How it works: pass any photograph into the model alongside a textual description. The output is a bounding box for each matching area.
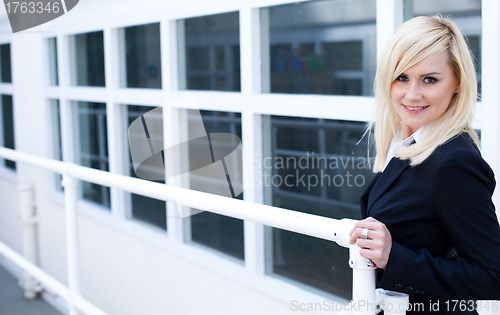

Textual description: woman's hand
[349,217,393,269]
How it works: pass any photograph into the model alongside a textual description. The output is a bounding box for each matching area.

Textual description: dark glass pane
[51,99,63,191]
[131,193,166,230]
[182,12,240,91]
[188,110,244,260]
[2,95,15,170]
[263,0,376,96]
[404,0,482,94]
[231,45,241,91]
[0,44,12,83]
[191,212,243,259]
[266,116,375,299]
[54,101,62,161]
[48,38,59,86]
[73,31,105,87]
[124,23,162,89]
[467,35,481,95]
[127,105,166,230]
[76,101,110,207]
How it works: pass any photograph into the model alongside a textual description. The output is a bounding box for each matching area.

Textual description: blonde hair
[370,15,479,172]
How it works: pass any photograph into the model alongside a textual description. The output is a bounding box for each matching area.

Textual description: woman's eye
[395,75,408,82]
[423,77,438,84]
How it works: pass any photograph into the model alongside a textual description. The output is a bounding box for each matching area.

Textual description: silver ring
[366,258,375,268]
[361,228,369,239]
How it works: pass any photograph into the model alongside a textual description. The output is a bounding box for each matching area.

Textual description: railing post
[18,184,42,299]
[62,172,81,315]
[349,244,377,315]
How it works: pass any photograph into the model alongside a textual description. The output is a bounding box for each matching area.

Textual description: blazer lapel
[367,157,410,215]
[360,172,381,217]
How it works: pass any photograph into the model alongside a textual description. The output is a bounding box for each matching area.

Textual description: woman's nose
[404,82,422,101]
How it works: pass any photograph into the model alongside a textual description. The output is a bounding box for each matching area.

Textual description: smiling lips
[403,104,429,113]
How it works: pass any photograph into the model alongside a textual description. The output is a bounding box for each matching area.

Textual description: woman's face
[390,51,459,138]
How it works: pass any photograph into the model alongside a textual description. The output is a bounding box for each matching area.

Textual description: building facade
[0,0,498,314]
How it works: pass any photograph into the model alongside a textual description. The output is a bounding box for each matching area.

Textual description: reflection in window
[264,116,374,299]
[0,44,12,83]
[48,38,59,86]
[71,31,105,87]
[180,12,241,91]
[187,110,244,260]
[126,105,166,230]
[1,95,15,170]
[50,99,63,191]
[122,23,162,89]
[262,0,376,96]
[403,0,482,94]
[74,101,110,207]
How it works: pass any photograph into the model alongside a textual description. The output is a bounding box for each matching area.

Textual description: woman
[349,15,500,314]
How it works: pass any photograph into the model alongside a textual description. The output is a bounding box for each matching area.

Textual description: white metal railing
[0,146,407,315]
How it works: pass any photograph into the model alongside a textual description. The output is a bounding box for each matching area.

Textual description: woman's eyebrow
[419,72,442,77]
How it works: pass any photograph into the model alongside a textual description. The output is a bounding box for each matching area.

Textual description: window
[74,101,110,207]
[0,95,15,170]
[0,44,12,83]
[48,38,59,86]
[179,12,241,91]
[121,23,162,89]
[125,105,166,230]
[186,110,244,260]
[264,116,374,299]
[403,0,482,93]
[50,99,63,191]
[261,0,377,95]
[70,31,105,87]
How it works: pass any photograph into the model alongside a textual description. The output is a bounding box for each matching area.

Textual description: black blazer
[361,133,500,314]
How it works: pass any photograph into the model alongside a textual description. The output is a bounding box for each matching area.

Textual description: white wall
[77,214,309,315]
[0,178,22,253]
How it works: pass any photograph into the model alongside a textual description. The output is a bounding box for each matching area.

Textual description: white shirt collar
[401,126,425,146]
[384,125,427,168]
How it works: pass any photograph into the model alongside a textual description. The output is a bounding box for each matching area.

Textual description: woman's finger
[355,238,372,248]
[349,227,372,244]
[350,217,385,234]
